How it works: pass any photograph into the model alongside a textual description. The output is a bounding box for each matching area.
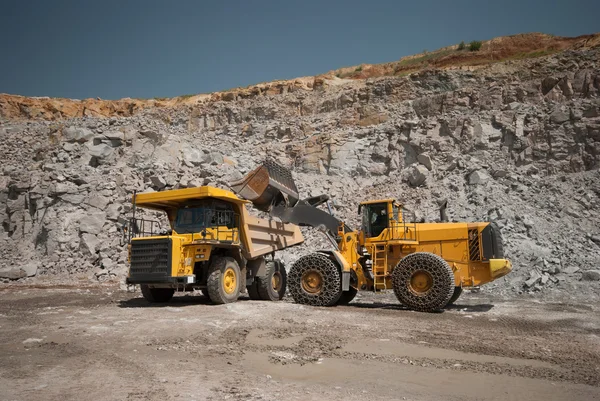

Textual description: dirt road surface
[0,286,599,401]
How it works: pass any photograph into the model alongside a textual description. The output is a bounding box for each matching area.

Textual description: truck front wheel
[207,256,241,304]
[140,285,175,303]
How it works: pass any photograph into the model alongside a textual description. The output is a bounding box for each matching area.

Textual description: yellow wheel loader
[231,160,512,311]
[124,185,303,304]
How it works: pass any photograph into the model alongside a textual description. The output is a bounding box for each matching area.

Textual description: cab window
[361,203,389,237]
[173,200,235,234]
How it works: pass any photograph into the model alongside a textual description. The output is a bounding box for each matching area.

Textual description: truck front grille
[130,238,172,277]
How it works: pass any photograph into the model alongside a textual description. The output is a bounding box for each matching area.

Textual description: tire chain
[288,253,342,306]
[391,252,455,311]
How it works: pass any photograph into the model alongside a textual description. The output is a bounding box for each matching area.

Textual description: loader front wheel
[392,252,454,312]
[207,256,241,304]
[257,260,287,301]
[447,286,463,305]
[289,253,342,307]
[140,285,174,303]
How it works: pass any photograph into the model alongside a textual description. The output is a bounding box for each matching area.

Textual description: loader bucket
[230,160,300,212]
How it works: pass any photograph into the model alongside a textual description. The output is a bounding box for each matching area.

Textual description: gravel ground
[0,286,599,401]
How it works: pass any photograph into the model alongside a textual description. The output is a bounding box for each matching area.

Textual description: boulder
[524,271,542,287]
[417,154,433,171]
[0,266,26,280]
[88,144,114,159]
[581,270,600,281]
[63,127,94,143]
[79,212,107,235]
[139,129,166,145]
[0,262,38,279]
[182,148,204,166]
[85,195,110,210]
[407,165,428,187]
[468,170,491,185]
[80,233,101,255]
[550,110,570,124]
[201,152,224,165]
[150,175,167,189]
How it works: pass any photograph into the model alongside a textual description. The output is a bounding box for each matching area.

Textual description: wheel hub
[223,267,237,294]
[409,270,433,295]
[272,271,282,292]
[301,270,323,294]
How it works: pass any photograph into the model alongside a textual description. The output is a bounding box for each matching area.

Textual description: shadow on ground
[346,302,495,313]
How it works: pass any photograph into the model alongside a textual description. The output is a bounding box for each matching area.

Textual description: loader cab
[359,200,395,238]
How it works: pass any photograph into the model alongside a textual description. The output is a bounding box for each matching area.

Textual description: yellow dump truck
[232,161,513,311]
[125,186,303,304]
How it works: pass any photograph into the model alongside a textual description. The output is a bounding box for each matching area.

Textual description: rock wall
[1,48,600,295]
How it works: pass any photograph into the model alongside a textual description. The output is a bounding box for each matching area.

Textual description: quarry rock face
[1,45,600,298]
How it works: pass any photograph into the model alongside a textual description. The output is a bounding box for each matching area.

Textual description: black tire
[288,253,342,307]
[257,260,287,301]
[447,286,463,305]
[140,285,174,303]
[206,256,241,304]
[247,281,261,300]
[391,252,455,312]
[337,287,358,305]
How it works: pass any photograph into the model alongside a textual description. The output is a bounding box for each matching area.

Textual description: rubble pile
[1,47,599,298]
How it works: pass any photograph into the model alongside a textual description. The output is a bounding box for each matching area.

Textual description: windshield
[362,203,389,238]
[174,201,236,234]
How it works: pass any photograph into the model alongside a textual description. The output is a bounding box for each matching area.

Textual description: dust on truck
[125,186,303,304]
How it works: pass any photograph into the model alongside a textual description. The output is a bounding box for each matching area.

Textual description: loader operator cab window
[361,203,389,238]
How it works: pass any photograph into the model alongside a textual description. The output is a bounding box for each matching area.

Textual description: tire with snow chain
[289,253,342,307]
[447,286,463,305]
[207,256,241,304]
[141,285,174,303]
[392,252,455,312]
[337,287,358,305]
[257,259,287,301]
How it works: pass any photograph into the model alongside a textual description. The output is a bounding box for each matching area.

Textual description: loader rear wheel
[140,285,174,303]
[392,252,454,312]
[207,256,241,304]
[289,253,342,307]
[257,260,287,301]
[337,287,358,305]
[447,286,463,305]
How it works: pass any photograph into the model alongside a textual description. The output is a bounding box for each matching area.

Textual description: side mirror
[357,204,362,215]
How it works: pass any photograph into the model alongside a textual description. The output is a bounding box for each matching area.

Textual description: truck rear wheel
[391,252,454,312]
[247,282,261,300]
[140,285,175,303]
[289,253,342,307]
[257,260,287,301]
[207,256,241,304]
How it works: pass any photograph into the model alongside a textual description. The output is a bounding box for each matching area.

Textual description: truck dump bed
[133,186,304,260]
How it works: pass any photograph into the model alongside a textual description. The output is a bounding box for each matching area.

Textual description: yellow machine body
[337,199,512,291]
[126,186,303,288]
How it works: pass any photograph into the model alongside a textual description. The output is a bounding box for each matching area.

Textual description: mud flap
[342,271,350,291]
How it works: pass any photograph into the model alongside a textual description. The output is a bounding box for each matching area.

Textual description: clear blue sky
[1,0,598,100]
